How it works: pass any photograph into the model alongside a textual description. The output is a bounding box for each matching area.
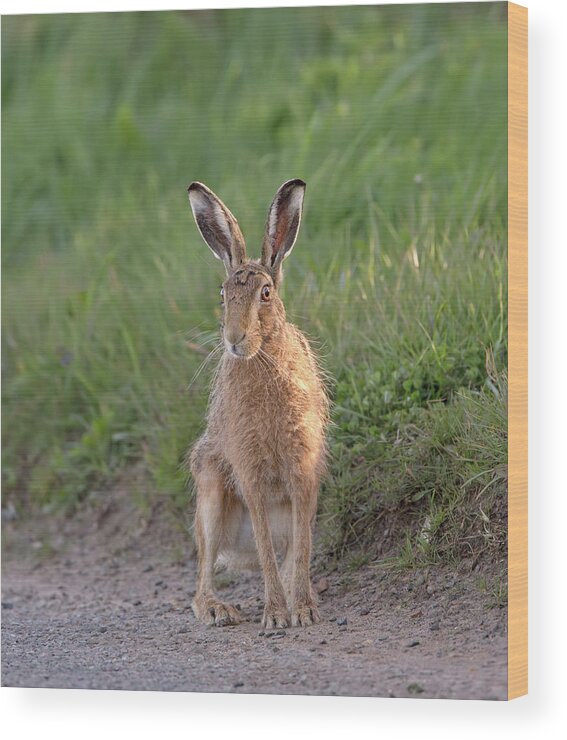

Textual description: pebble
[143,565,154,573]
[233,681,244,688]
[407,639,420,647]
[320,639,327,645]
[458,558,474,574]
[430,621,440,631]
[337,617,348,626]
[360,608,370,616]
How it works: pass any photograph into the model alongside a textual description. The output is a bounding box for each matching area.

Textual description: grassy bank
[2,4,508,565]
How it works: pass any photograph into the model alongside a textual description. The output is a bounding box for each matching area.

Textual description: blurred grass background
[2,3,508,566]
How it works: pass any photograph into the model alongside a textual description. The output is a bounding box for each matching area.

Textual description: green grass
[2,4,508,564]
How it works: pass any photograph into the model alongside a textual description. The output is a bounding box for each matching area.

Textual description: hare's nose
[232,333,246,349]
[226,331,246,350]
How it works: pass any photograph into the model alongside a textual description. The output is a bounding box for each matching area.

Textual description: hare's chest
[220,379,305,477]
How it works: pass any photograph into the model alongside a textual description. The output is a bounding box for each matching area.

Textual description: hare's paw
[192,595,241,627]
[262,602,290,629]
[291,600,320,627]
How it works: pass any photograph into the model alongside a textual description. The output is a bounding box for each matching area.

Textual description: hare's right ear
[261,179,306,283]
[187,182,247,274]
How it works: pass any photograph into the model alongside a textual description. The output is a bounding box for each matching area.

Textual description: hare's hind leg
[191,451,241,627]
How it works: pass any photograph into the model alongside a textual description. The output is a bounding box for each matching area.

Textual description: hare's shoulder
[286,323,312,354]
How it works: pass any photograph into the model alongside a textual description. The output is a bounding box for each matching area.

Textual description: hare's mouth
[225,341,257,360]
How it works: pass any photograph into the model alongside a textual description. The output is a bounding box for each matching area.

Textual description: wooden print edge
[507,1,528,701]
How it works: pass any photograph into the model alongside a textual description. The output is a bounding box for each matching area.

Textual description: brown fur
[187,180,329,628]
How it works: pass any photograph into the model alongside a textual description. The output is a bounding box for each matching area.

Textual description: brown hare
[187,179,329,629]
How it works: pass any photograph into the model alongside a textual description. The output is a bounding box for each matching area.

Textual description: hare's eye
[261,285,271,302]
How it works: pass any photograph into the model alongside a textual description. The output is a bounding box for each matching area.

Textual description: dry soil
[1,493,507,699]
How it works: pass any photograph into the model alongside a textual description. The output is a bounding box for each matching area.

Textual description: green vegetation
[2,4,508,565]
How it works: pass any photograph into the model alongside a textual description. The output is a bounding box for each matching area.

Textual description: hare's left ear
[261,179,305,283]
[187,182,247,274]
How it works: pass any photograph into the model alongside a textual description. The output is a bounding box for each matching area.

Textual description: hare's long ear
[187,182,246,274]
[261,179,305,283]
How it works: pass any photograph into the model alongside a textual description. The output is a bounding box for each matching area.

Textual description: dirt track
[1,500,507,699]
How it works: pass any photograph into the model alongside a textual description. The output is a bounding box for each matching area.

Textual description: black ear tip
[279,178,306,192]
[188,181,211,196]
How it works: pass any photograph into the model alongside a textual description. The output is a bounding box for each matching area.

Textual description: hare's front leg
[290,490,320,627]
[245,493,290,629]
[191,458,241,627]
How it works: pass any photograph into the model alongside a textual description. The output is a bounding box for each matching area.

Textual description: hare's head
[188,179,305,360]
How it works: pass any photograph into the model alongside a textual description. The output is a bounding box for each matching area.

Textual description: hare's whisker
[187,343,223,389]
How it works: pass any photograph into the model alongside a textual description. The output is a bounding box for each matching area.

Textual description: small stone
[264,631,274,638]
[458,558,474,574]
[258,630,265,637]
[337,617,348,626]
[430,621,440,631]
[315,577,329,594]
[320,639,327,645]
[329,617,337,623]
[1,602,14,610]
[143,565,154,573]
[133,600,142,606]
[426,584,435,596]
[99,626,108,633]
[360,608,370,616]
[233,681,244,688]
[407,639,420,647]
[407,682,425,694]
